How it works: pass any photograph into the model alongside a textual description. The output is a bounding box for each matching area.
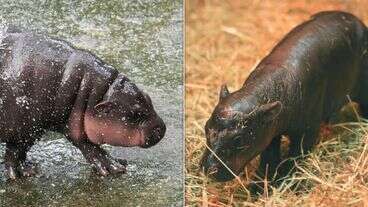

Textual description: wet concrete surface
[0,0,183,206]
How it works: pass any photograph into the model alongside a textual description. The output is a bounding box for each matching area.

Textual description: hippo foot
[248,177,284,197]
[248,181,266,196]
[71,140,128,176]
[5,161,38,180]
[89,155,127,176]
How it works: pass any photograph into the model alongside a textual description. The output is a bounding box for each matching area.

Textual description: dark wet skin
[201,11,368,189]
[0,27,166,179]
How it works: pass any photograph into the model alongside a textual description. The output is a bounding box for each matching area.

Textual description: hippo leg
[250,135,282,195]
[70,139,127,176]
[288,128,320,156]
[357,83,368,118]
[65,73,126,176]
[358,57,368,118]
[284,124,321,176]
[257,135,282,179]
[359,104,368,119]
[357,85,368,119]
[4,141,37,180]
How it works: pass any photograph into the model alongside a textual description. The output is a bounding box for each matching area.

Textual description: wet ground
[0,0,183,206]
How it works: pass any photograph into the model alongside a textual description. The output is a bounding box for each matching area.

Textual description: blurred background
[186,0,368,206]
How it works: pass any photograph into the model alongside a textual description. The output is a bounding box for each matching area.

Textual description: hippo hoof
[115,158,128,166]
[5,166,18,180]
[20,161,38,177]
[249,179,280,197]
[91,157,127,176]
[5,161,38,180]
[249,182,265,196]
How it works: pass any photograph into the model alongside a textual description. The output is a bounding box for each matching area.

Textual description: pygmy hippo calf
[0,27,166,179]
[201,11,368,184]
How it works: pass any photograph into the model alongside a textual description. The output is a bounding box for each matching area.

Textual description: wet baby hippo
[201,11,368,185]
[0,27,166,179]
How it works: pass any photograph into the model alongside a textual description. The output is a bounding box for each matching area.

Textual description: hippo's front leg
[67,138,127,176]
[250,135,282,194]
[66,100,127,176]
[64,72,126,176]
[4,141,37,180]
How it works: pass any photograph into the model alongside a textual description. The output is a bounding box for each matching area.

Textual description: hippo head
[85,74,166,148]
[201,85,282,181]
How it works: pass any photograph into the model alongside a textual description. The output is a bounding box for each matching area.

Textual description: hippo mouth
[84,112,166,148]
[202,158,248,182]
[103,130,145,147]
[201,148,256,182]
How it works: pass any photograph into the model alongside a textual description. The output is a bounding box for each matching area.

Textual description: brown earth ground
[186,0,368,206]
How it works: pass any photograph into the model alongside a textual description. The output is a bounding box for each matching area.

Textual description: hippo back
[0,28,78,137]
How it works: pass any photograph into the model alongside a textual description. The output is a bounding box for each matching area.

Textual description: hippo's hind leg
[4,140,37,180]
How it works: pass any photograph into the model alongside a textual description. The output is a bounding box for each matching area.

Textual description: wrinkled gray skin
[0,27,166,179]
[202,11,368,183]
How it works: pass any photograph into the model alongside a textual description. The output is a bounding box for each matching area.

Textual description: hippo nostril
[153,124,166,138]
[153,127,160,135]
[141,124,166,148]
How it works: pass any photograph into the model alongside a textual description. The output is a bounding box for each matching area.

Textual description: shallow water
[0,0,183,206]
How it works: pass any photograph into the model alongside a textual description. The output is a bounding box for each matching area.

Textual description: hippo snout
[201,152,235,182]
[141,117,166,148]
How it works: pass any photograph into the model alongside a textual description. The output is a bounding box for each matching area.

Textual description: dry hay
[186,0,368,206]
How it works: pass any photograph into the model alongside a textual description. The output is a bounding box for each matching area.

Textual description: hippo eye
[127,113,140,122]
[221,148,232,157]
[127,111,147,123]
[233,135,249,150]
[233,136,243,146]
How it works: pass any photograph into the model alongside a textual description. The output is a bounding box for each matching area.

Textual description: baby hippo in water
[0,27,166,179]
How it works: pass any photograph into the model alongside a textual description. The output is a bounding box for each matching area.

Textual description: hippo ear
[94,101,115,113]
[258,101,282,122]
[219,84,230,101]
